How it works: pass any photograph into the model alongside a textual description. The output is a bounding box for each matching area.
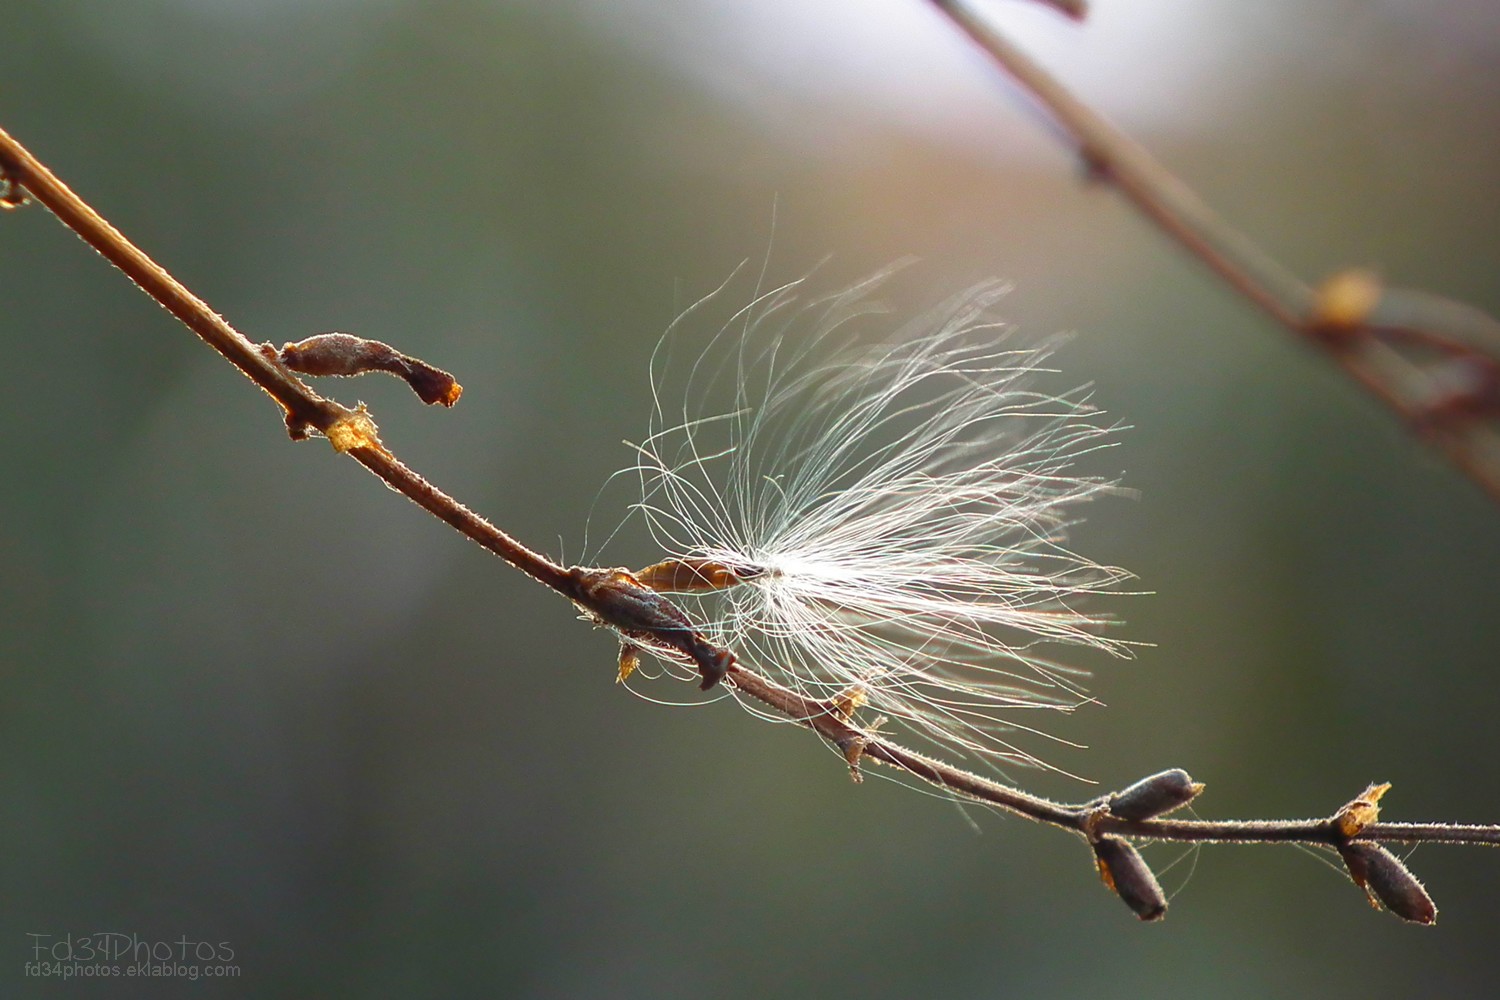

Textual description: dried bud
[617,642,642,684]
[828,684,869,722]
[1338,842,1437,925]
[837,734,869,784]
[323,403,382,454]
[1092,837,1167,922]
[274,332,462,407]
[1107,769,1204,821]
[1334,782,1391,839]
[572,567,736,690]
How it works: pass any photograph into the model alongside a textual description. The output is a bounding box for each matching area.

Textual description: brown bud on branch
[1092,836,1167,922]
[1338,842,1437,925]
[569,567,735,690]
[268,332,463,407]
[1106,768,1205,821]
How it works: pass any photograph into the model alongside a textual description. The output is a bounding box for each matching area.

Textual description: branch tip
[929,2,1500,503]
[1025,0,1089,21]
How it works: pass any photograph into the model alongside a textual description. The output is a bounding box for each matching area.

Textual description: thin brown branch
[926,0,1500,504]
[725,662,1500,849]
[0,123,564,593]
[4,120,1497,924]
[0,124,340,436]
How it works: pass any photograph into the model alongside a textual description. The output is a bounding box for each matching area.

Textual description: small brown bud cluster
[572,567,735,690]
[1330,782,1437,924]
[1086,769,1203,922]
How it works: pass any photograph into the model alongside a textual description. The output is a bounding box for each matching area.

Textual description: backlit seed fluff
[616,266,1134,776]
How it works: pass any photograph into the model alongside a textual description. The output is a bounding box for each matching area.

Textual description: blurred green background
[4,0,1499,996]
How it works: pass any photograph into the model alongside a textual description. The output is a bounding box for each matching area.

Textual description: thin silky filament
[621,267,1132,777]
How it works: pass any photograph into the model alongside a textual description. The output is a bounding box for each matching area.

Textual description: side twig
[927,0,1500,504]
[3,121,1496,924]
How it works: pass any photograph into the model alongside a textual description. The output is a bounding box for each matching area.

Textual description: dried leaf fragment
[837,734,869,784]
[828,684,869,722]
[617,643,642,684]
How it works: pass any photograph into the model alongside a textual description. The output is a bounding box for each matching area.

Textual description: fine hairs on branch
[5,1,1500,925]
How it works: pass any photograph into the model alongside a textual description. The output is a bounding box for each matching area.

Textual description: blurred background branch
[931,0,1500,503]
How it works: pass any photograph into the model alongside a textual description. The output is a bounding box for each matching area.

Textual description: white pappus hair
[619,264,1134,779]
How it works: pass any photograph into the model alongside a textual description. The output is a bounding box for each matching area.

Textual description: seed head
[616,267,1133,776]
